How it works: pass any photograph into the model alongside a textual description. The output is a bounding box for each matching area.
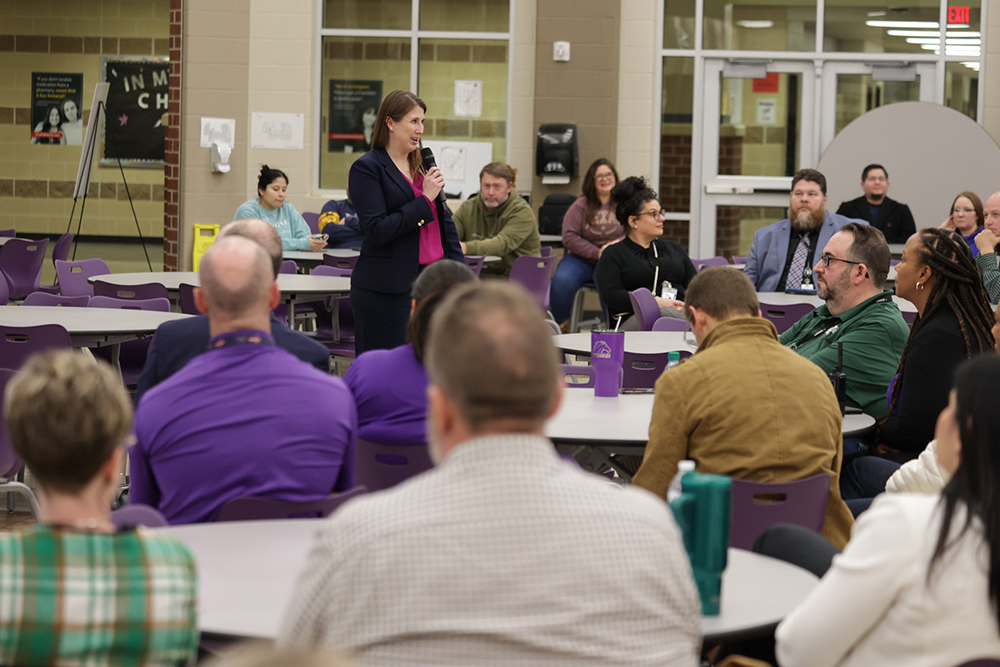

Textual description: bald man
[975,192,1000,302]
[133,218,329,406]
[129,236,357,524]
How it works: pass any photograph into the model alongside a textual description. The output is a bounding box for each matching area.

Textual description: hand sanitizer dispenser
[211,142,232,173]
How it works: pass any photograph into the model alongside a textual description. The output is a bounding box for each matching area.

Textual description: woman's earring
[916,282,924,291]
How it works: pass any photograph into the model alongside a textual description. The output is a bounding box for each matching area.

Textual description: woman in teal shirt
[234,165,327,251]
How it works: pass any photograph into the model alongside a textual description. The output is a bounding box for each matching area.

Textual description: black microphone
[420,147,447,204]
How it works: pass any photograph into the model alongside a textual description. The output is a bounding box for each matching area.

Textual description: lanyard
[787,293,892,350]
[208,330,275,351]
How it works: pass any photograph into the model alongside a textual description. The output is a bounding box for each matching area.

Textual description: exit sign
[948,6,970,23]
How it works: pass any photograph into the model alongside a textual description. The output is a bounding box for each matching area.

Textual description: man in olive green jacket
[453,162,540,276]
[633,268,854,549]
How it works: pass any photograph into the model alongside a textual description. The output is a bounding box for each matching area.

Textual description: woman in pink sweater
[548,159,626,326]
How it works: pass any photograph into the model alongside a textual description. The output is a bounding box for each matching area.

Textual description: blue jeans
[549,253,598,323]
[841,456,901,500]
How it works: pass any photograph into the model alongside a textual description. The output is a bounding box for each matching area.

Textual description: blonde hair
[4,351,131,494]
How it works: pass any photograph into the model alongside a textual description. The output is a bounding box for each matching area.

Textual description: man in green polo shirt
[779,222,910,418]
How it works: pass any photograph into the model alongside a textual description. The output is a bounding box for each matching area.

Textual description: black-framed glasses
[818,254,863,268]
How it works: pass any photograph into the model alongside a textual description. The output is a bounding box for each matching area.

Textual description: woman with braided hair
[841,228,995,507]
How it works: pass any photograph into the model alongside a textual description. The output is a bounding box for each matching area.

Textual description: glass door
[819,61,936,155]
[696,59,815,260]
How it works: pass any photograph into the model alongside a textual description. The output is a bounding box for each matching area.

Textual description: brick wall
[164,0,182,271]
[659,133,690,251]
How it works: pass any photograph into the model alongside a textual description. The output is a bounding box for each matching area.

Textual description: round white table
[0,305,191,348]
[91,273,351,323]
[158,519,818,642]
[283,248,360,269]
[552,331,696,356]
[757,291,916,314]
[548,388,876,470]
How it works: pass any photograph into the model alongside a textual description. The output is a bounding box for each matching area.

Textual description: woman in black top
[842,228,995,506]
[595,176,696,329]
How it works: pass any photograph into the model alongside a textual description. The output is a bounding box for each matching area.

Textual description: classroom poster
[31,72,83,145]
[328,80,382,153]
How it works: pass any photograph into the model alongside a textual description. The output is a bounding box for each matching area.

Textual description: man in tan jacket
[633,267,854,548]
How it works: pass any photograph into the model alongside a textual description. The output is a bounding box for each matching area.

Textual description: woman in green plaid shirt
[0,351,198,666]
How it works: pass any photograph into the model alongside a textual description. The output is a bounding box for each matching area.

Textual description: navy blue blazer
[133,315,330,407]
[348,149,464,294]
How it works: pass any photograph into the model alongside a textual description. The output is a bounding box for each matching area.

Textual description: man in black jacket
[836,164,916,243]
[133,218,330,406]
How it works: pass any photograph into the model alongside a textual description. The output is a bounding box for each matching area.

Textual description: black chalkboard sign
[101,57,169,166]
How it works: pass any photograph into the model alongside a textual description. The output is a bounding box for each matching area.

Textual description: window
[318,0,511,191]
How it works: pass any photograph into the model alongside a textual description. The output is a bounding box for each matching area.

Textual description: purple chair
[37,233,75,295]
[540,246,553,257]
[729,474,831,551]
[732,255,748,264]
[322,253,359,270]
[628,288,662,331]
[111,503,168,529]
[213,486,367,522]
[89,297,170,385]
[691,256,730,272]
[302,212,321,235]
[0,238,49,300]
[22,293,90,307]
[759,301,814,334]
[93,281,169,301]
[464,255,485,277]
[355,440,435,493]
[55,258,111,297]
[0,274,8,306]
[652,317,688,332]
[0,230,15,238]
[0,369,40,518]
[178,283,199,315]
[0,324,72,371]
[310,265,354,337]
[621,349,691,389]
[509,255,557,312]
[89,296,170,312]
[272,261,298,323]
[560,364,595,387]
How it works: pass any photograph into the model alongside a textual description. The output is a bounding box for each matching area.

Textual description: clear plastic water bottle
[661,280,678,300]
[667,459,696,503]
[666,350,681,370]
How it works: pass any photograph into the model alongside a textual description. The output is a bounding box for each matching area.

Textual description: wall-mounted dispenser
[536,123,578,185]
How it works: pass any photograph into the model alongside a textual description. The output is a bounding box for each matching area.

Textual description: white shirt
[279,434,701,667]
[776,493,1000,667]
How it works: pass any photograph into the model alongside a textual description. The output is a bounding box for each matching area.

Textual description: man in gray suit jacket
[744,168,867,292]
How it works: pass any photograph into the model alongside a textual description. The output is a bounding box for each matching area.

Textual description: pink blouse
[410,173,444,265]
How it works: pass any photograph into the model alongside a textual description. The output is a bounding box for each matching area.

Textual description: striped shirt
[0,525,198,666]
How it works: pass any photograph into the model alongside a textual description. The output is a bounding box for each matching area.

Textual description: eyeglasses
[818,254,863,268]
[641,209,667,220]
[595,173,615,182]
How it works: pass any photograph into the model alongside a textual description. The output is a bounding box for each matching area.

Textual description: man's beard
[790,205,824,231]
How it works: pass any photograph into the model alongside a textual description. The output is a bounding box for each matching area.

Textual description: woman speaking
[348,90,464,354]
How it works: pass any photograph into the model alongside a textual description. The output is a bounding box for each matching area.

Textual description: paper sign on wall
[756,98,778,125]
[454,80,482,118]
[200,117,235,148]
[752,72,780,93]
[251,112,304,150]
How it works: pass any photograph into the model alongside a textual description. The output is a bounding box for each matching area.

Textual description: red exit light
[948,6,970,23]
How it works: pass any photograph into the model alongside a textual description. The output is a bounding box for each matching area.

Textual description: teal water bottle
[669,471,731,615]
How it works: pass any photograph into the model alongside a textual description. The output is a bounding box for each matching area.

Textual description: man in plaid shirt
[0,351,198,666]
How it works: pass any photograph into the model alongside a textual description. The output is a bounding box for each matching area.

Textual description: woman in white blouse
[776,354,1000,667]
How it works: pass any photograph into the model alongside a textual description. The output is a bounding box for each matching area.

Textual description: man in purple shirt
[130,236,358,524]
